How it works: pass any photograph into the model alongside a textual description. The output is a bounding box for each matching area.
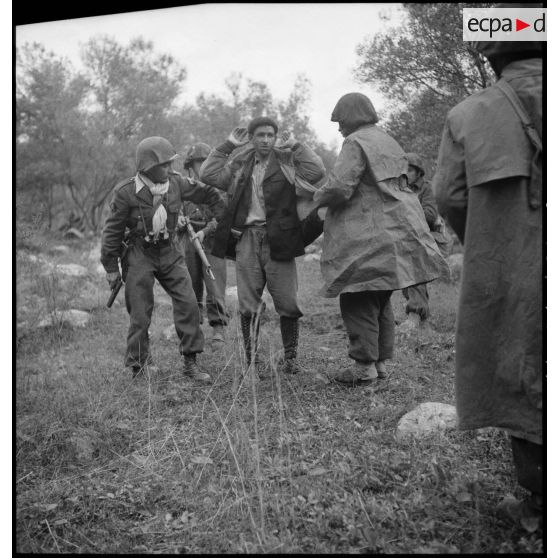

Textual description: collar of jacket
[134,172,170,194]
[501,58,542,80]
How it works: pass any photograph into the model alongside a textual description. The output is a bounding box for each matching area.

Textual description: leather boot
[183,353,211,384]
[240,314,263,367]
[278,317,300,375]
[330,361,378,386]
[376,360,388,379]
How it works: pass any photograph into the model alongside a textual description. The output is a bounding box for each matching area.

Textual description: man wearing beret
[201,117,326,376]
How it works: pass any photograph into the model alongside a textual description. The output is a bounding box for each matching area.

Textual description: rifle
[184,215,216,281]
[106,233,131,308]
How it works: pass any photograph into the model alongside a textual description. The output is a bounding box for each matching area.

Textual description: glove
[277,130,297,149]
[227,126,249,147]
[106,271,121,290]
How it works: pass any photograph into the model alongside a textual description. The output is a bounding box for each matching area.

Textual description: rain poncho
[314,94,447,298]
[433,58,542,444]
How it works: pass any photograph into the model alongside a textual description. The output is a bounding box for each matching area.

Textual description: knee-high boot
[279,317,300,374]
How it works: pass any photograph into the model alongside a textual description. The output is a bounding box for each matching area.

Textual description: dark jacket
[101,171,225,273]
[410,177,438,230]
[201,141,325,261]
[433,58,542,444]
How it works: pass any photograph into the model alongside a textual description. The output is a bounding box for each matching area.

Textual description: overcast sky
[15,3,403,149]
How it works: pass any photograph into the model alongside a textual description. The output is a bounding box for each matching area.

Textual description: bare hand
[194,230,205,244]
[278,130,296,149]
[106,271,121,290]
[317,207,327,221]
[227,126,249,147]
[177,214,187,229]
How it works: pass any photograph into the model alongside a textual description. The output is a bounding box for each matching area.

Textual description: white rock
[51,245,70,254]
[38,309,91,329]
[21,253,48,265]
[95,263,106,275]
[396,402,457,439]
[303,253,321,262]
[54,263,89,278]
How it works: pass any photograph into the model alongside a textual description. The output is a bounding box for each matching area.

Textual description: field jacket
[314,124,447,298]
[432,58,542,444]
[200,141,325,261]
[101,171,225,273]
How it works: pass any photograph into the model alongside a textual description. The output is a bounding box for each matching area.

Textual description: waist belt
[134,235,173,249]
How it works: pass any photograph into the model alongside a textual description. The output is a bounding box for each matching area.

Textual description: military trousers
[183,235,229,327]
[235,226,303,319]
[402,282,430,320]
[124,241,204,368]
[339,290,395,364]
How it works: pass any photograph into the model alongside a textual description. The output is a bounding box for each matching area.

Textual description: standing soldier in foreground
[433,27,543,529]
[200,117,326,377]
[399,152,445,333]
[313,93,447,385]
[101,136,225,382]
[178,143,229,347]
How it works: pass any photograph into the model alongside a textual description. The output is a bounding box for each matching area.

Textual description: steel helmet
[183,143,212,168]
[136,137,179,172]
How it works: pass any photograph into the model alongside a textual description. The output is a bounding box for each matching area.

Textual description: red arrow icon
[516,18,530,31]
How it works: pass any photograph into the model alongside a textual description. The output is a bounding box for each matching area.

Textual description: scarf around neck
[136,173,170,236]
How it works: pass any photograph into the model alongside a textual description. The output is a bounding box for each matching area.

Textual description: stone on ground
[396,402,457,439]
[38,309,91,329]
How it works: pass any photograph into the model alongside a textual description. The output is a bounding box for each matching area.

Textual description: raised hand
[278,130,296,149]
[227,126,249,147]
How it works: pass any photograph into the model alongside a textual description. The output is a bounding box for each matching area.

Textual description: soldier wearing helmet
[399,152,446,333]
[433,3,543,529]
[177,142,229,346]
[312,93,447,385]
[101,136,225,382]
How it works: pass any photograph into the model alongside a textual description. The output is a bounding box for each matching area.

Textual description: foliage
[175,72,337,171]
[16,38,337,233]
[354,3,496,176]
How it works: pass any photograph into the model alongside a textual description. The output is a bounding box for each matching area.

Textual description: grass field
[16,236,543,554]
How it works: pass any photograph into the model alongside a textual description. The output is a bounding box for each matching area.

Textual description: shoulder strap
[494,79,542,210]
[494,79,542,152]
